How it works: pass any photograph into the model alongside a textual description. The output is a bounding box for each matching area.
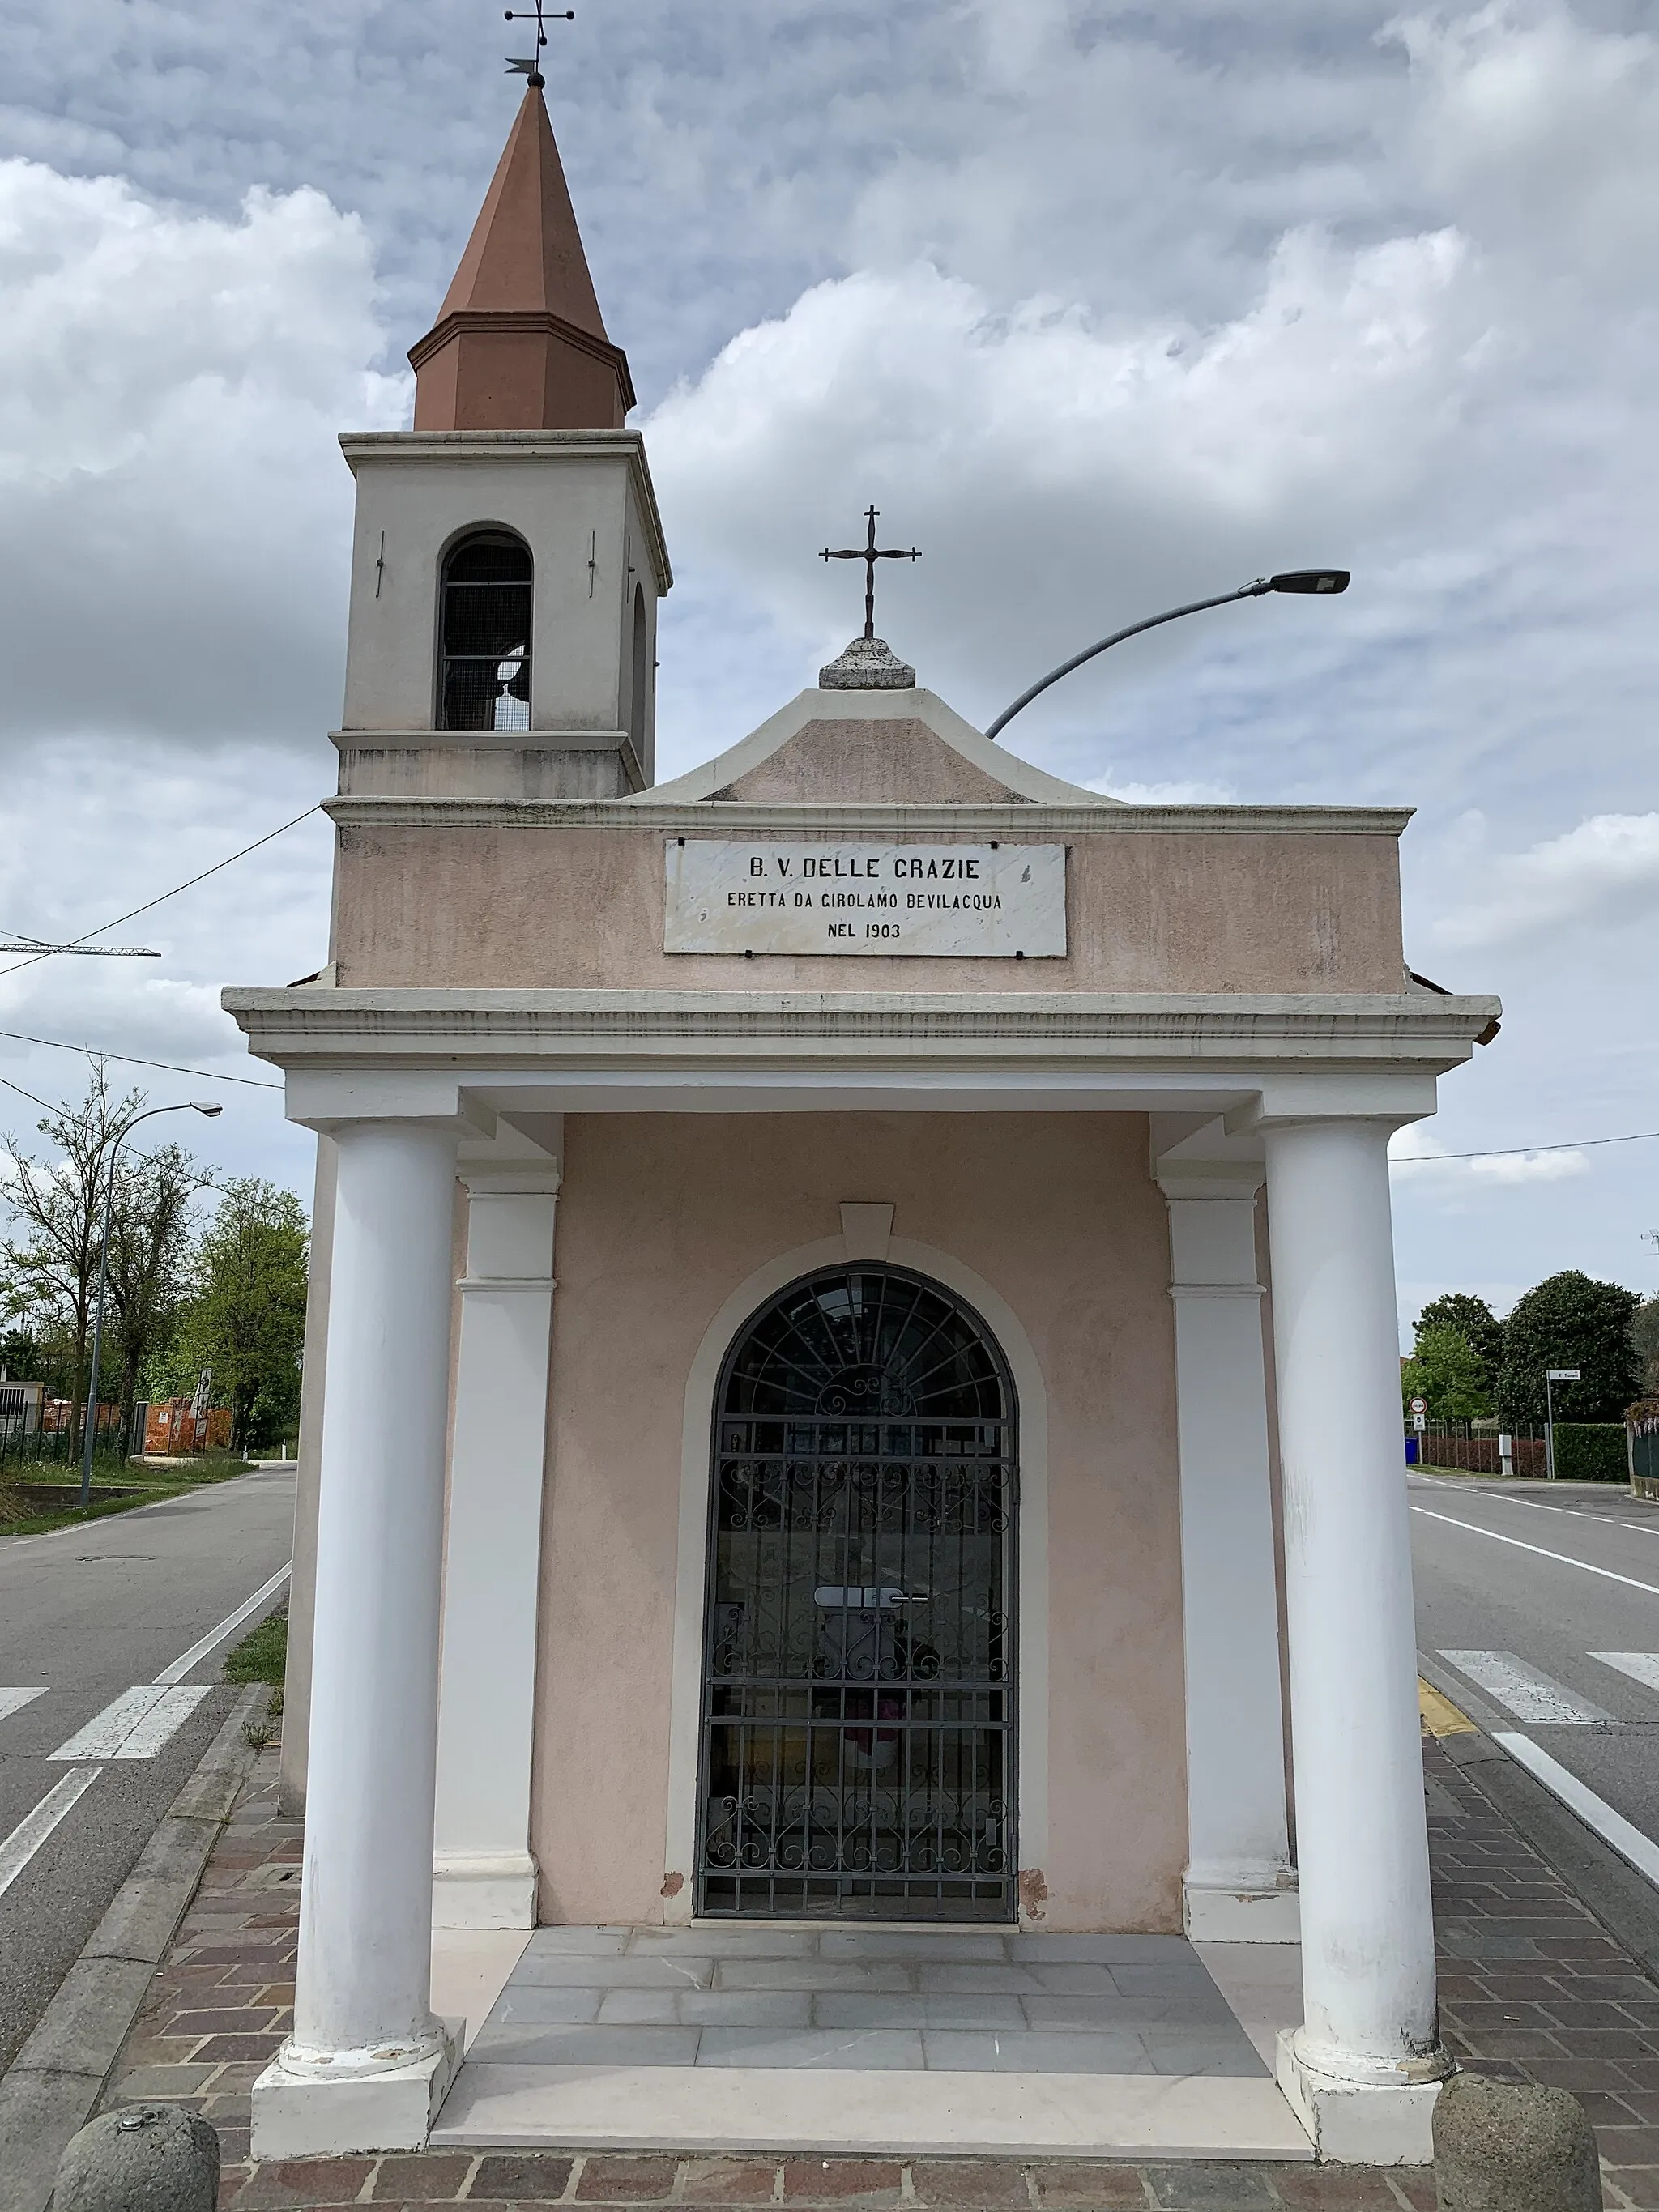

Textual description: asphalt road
[1411,1473,1659,1860]
[0,1463,295,2076]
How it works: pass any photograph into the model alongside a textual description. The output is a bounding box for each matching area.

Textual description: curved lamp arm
[984,570,1350,742]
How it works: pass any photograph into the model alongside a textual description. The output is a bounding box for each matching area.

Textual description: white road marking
[1412,1481,1659,1541]
[0,1689,45,1723]
[1439,1650,1613,1724]
[1593,1654,1659,1697]
[49,1686,168,1760]
[154,1562,291,1685]
[1494,1732,1659,1887]
[1411,1506,1659,1599]
[0,1768,101,1899]
[112,1684,211,1758]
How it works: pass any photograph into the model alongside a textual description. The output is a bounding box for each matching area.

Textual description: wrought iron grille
[439,531,532,731]
[696,1264,1017,1920]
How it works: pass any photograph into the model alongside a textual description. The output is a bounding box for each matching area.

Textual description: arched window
[697,1264,1017,1920]
[629,584,649,761]
[439,531,532,732]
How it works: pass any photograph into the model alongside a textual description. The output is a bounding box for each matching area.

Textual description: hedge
[1553,1423,1628,1482]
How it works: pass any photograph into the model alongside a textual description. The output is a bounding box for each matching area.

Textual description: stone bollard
[53,2104,220,2212]
[1434,2069,1602,2211]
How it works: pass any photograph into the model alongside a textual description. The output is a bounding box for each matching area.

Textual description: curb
[1418,1649,1659,1985]
[0,1682,271,2212]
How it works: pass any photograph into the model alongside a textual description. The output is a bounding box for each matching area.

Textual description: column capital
[286,1070,495,1138]
[1254,1110,1421,1135]
[458,1161,562,1197]
[1157,1163,1265,1202]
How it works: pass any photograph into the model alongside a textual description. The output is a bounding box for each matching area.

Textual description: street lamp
[984,570,1351,742]
[79,1102,224,1507]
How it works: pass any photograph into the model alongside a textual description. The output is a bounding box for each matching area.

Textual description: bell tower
[335,79,670,799]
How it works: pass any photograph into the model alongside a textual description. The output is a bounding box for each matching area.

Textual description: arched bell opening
[628,582,650,765]
[695,1263,1018,1921]
[437,528,533,731]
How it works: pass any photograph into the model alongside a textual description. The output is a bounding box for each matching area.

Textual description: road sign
[1546,1368,1581,1383]
[1413,1413,1427,1433]
[1410,1397,1427,1416]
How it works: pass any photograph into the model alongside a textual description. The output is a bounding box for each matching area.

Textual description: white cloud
[1435,813,1659,948]
[0,159,405,754]
[0,0,1654,1294]
[1389,1127,1590,1183]
[1089,775,1239,806]
[646,224,1478,703]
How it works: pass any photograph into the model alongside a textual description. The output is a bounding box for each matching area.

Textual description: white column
[253,1119,461,2159]
[433,1163,560,1929]
[1264,1117,1448,2163]
[1162,1170,1294,1941]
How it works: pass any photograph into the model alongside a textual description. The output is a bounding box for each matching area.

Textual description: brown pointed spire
[410,82,635,431]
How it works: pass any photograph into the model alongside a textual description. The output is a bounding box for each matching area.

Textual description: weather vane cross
[505,1,574,86]
[821,506,919,641]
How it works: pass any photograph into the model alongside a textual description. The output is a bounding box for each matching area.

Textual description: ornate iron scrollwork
[696,1264,1017,1920]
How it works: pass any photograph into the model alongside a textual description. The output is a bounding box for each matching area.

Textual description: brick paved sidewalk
[91,1729,1659,2210]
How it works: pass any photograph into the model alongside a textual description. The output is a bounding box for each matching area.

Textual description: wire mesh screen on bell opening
[440,531,532,731]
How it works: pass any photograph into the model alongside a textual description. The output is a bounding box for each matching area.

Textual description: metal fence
[1407,1426,1548,1477]
[0,1398,147,1479]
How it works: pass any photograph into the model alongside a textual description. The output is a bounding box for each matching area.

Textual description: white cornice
[223,987,1500,1072]
[320,795,1414,837]
[336,428,672,592]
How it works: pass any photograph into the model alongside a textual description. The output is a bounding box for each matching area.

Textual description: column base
[433,1851,539,1930]
[1183,1871,1299,1942]
[251,2021,462,2158]
[1273,2029,1447,2164]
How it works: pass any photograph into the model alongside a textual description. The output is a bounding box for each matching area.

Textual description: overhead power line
[0,1027,281,1092]
[1396,1130,1659,1164]
[0,803,322,981]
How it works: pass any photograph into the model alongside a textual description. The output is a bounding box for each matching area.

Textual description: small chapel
[228,72,1499,2172]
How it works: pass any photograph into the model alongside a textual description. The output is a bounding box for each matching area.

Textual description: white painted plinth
[251,2022,462,2158]
[1183,1877,1300,1943]
[1273,2031,1442,2165]
[433,1851,540,1930]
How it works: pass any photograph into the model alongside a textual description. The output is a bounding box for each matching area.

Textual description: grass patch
[225,1603,288,1690]
[0,1460,253,1540]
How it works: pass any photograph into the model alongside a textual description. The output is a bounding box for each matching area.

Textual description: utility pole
[1544,1366,1580,1484]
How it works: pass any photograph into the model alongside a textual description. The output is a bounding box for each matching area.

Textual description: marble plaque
[664,840,1067,957]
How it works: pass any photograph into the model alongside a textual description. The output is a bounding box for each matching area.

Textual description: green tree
[1497,1270,1641,1426]
[1633,1296,1659,1398]
[1414,1294,1503,1394]
[104,1143,203,1436]
[2,1066,144,1457]
[176,1179,308,1451]
[1402,1327,1495,1422]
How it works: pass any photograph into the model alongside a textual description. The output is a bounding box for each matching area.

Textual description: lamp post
[1543,1366,1580,1485]
[984,569,1351,742]
[79,1101,224,1507]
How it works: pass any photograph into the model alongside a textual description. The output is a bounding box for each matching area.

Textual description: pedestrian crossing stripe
[1439,1650,1614,1725]
[47,1684,211,1762]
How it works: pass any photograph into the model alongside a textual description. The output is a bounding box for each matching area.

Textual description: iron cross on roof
[821,507,919,641]
[505,1,574,86]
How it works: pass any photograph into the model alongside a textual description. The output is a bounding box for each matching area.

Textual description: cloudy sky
[0,0,1654,1333]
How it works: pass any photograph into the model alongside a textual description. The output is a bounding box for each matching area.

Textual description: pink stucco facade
[533,1109,1191,1933]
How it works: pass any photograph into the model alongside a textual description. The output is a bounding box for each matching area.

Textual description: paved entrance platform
[81,1720,1659,2206]
[431,1924,1311,2159]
